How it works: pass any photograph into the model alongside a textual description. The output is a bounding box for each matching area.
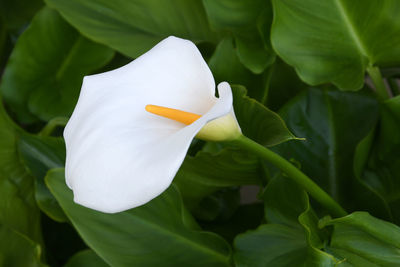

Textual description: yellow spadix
[145,104,201,125]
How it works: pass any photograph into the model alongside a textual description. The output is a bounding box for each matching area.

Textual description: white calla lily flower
[64,36,241,213]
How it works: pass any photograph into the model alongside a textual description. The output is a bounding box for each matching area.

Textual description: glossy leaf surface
[18,134,67,222]
[353,95,400,224]
[0,102,41,244]
[47,168,232,267]
[322,212,400,266]
[271,0,400,90]
[208,38,267,102]
[203,0,275,73]
[0,7,114,123]
[64,250,108,267]
[274,88,379,208]
[234,176,336,266]
[175,147,261,207]
[232,85,297,147]
[0,224,43,267]
[45,0,219,58]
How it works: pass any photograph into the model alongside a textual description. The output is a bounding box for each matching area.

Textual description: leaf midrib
[334,0,370,60]
[74,206,229,263]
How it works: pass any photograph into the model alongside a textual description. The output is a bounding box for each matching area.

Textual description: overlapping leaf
[321,212,400,266]
[203,0,275,73]
[0,101,44,264]
[18,134,67,222]
[232,85,297,147]
[46,168,232,267]
[274,88,379,208]
[64,250,108,267]
[0,102,41,243]
[208,38,267,102]
[0,0,42,33]
[0,7,114,123]
[0,224,43,267]
[353,95,400,224]
[45,0,220,58]
[175,147,262,207]
[271,0,400,90]
[234,176,336,266]
[175,85,296,205]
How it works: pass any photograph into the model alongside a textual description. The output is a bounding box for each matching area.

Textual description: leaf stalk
[367,66,390,100]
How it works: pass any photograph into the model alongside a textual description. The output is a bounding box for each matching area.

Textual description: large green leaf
[64,250,108,267]
[0,101,44,267]
[18,134,67,222]
[175,147,262,206]
[321,212,400,266]
[0,102,42,244]
[208,38,268,102]
[271,0,400,90]
[353,95,400,224]
[266,58,307,111]
[45,0,219,58]
[175,85,296,206]
[232,85,298,147]
[208,39,307,109]
[234,176,336,266]
[0,224,43,267]
[203,0,275,73]
[274,88,379,209]
[46,168,232,267]
[0,7,114,123]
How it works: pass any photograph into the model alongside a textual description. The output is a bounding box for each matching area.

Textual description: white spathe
[64,36,241,213]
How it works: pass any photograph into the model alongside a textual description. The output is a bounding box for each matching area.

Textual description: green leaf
[191,187,240,222]
[353,95,400,224]
[200,203,264,243]
[234,176,336,266]
[46,168,232,267]
[0,0,42,33]
[64,250,108,267]
[176,85,297,206]
[0,7,114,123]
[321,212,400,266]
[232,85,298,147]
[0,102,42,244]
[45,0,219,59]
[274,88,379,208]
[203,0,274,73]
[0,15,7,62]
[271,0,400,90]
[175,147,262,206]
[18,134,67,222]
[0,224,43,267]
[208,38,268,102]
[266,58,307,111]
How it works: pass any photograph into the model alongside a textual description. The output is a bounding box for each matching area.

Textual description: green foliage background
[0,0,400,266]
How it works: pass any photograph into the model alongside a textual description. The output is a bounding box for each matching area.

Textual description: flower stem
[367,66,390,100]
[234,135,347,217]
